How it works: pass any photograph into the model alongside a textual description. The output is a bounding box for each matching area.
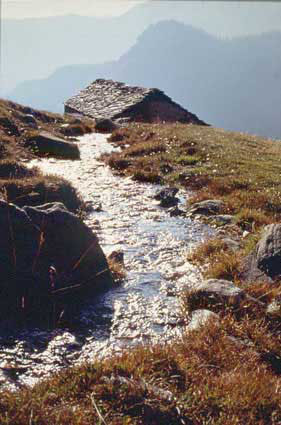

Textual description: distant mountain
[2,1,281,94]
[8,21,281,139]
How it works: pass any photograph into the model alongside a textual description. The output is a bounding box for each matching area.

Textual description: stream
[0,132,212,390]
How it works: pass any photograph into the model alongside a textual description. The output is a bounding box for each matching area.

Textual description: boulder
[0,199,41,284]
[256,224,281,278]
[24,131,80,159]
[209,215,234,226]
[95,118,119,133]
[187,309,219,332]
[154,187,179,208]
[168,205,185,217]
[188,279,246,312]
[216,236,241,252]
[239,252,273,284]
[187,199,224,216]
[23,202,111,289]
[60,123,92,137]
[0,201,112,320]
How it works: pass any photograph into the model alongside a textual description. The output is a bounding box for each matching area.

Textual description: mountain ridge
[9,20,281,139]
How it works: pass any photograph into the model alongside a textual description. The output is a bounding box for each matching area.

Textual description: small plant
[234,207,272,231]
[132,170,163,184]
[205,251,242,281]
[175,154,201,166]
[188,238,230,264]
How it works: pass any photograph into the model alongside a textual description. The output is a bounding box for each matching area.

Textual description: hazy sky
[2,0,147,19]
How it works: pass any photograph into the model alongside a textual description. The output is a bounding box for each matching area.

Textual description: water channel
[0,132,212,390]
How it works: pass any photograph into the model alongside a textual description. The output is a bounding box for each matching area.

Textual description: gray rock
[239,252,273,284]
[217,237,241,252]
[256,224,281,278]
[0,200,112,321]
[187,199,225,216]
[187,309,219,331]
[0,199,40,280]
[23,202,111,288]
[154,187,179,208]
[95,118,119,133]
[168,205,185,217]
[25,131,80,159]
[190,279,245,311]
[209,214,234,226]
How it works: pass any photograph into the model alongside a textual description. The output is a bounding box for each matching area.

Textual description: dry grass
[2,117,281,422]
[107,257,126,284]
[188,237,242,281]
[2,311,281,424]
[0,99,91,211]
[106,122,281,224]
[105,122,281,284]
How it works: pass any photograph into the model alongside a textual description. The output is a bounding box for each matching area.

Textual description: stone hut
[64,79,206,125]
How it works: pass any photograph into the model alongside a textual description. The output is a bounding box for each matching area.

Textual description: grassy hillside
[104,123,281,279]
[105,123,281,217]
[0,98,94,210]
[2,122,281,424]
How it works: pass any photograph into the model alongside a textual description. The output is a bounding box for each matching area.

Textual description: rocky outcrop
[95,118,119,133]
[256,224,281,278]
[187,199,225,216]
[24,131,80,159]
[0,200,41,293]
[209,215,234,226]
[154,187,179,208]
[187,309,219,331]
[188,279,246,312]
[0,201,112,320]
[59,122,92,137]
[239,252,273,284]
[187,279,264,314]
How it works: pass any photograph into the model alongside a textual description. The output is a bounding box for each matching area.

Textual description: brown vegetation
[105,122,281,223]
[2,116,281,423]
[104,122,281,282]
[2,308,281,424]
[0,98,92,211]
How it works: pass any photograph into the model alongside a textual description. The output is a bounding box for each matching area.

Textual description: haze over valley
[2,1,281,138]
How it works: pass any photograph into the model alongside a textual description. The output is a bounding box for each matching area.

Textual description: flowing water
[0,133,212,390]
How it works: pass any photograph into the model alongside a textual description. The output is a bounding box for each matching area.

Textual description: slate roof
[64,79,166,119]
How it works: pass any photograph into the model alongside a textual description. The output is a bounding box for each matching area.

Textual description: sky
[2,0,147,19]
